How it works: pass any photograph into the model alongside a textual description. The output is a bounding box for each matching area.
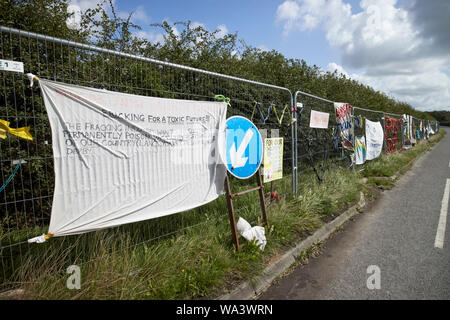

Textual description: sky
[68,0,450,112]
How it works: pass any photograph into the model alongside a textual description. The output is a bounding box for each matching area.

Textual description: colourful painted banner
[334,103,353,151]
[384,115,402,154]
[355,136,366,165]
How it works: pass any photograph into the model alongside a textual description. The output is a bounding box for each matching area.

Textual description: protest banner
[38,80,228,237]
[365,119,384,160]
[309,110,329,129]
[263,137,283,183]
[334,103,353,151]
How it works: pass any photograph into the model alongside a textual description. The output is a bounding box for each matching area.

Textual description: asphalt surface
[259,128,450,300]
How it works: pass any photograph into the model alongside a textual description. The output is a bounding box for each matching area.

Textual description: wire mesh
[0,26,293,289]
[0,25,440,292]
[294,91,353,185]
[295,94,440,186]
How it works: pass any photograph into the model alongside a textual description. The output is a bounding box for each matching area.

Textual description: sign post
[224,116,268,251]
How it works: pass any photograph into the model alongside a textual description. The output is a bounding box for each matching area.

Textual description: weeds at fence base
[367,177,396,190]
[1,130,445,300]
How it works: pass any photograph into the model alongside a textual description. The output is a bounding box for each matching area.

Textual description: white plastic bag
[236,217,267,251]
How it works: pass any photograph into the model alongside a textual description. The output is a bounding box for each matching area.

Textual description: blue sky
[114,0,341,68]
[70,0,450,111]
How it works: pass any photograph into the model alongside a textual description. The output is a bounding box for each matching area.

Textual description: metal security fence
[353,106,385,141]
[352,107,405,154]
[294,91,440,184]
[0,25,441,291]
[293,91,345,190]
[0,26,294,289]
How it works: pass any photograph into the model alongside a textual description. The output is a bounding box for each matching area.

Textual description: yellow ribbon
[273,104,290,126]
[250,101,260,123]
[44,233,54,240]
[0,119,33,141]
[250,102,290,127]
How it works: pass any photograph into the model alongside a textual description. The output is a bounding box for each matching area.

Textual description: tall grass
[363,130,446,178]
[2,129,445,299]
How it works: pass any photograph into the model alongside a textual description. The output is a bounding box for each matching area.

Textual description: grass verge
[1,129,446,299]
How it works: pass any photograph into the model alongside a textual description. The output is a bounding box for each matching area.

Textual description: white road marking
[434,178,450,248]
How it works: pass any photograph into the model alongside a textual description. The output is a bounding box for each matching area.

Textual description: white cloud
[133,30,164,44]
[216,24,228,38]
[68,0,115,40]
[190,21,206,30]
[327,62,450,111]
[118,5,150,24]
[276,0,450,111]
[257,45,269,52]
[171,25,180,37]
[276,0,301,21]
[132,6,149,23]
[275,0,302,37]
[66,5,82,30]
[327,62,349,77]
[68,0,112,14]
[188,22,228,39]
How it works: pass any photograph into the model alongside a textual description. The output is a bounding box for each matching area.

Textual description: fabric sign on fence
[365,119,384,160]
[39,79,228,237]
[409,115,416,145]
[263,137,283,183]
[334,103,353,151]
[427,121,434,137]
[355,136,367,165]
[309,110,329,129]
[402,114,412,149]
[384,115,402,153]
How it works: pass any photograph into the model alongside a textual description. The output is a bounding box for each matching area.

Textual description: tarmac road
[259,127,450,300]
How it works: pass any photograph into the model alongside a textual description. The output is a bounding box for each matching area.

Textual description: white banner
[355,136,366,165]
[409,115,416,144]
[309,110,329,129]
[403,114,413,148]
[365,119,384,160]
[39,80,227,237]
[428,121,435,136]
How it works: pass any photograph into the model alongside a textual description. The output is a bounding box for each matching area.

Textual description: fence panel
[0,26,293,290]
[0,25,441,292]
[295,97,439,195]
[384,114,404,153]
[294,91,356,192]
[353,107,385,138]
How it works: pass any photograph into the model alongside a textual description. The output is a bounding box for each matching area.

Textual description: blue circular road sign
[225,116,263,179]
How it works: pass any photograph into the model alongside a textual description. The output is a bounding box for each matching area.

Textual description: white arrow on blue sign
[225,116,263,179]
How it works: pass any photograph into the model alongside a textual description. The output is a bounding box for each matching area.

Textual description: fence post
[401,115,404,150]
[382,113,386,154]
[291,92,297,198]
[351,106,356,171]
